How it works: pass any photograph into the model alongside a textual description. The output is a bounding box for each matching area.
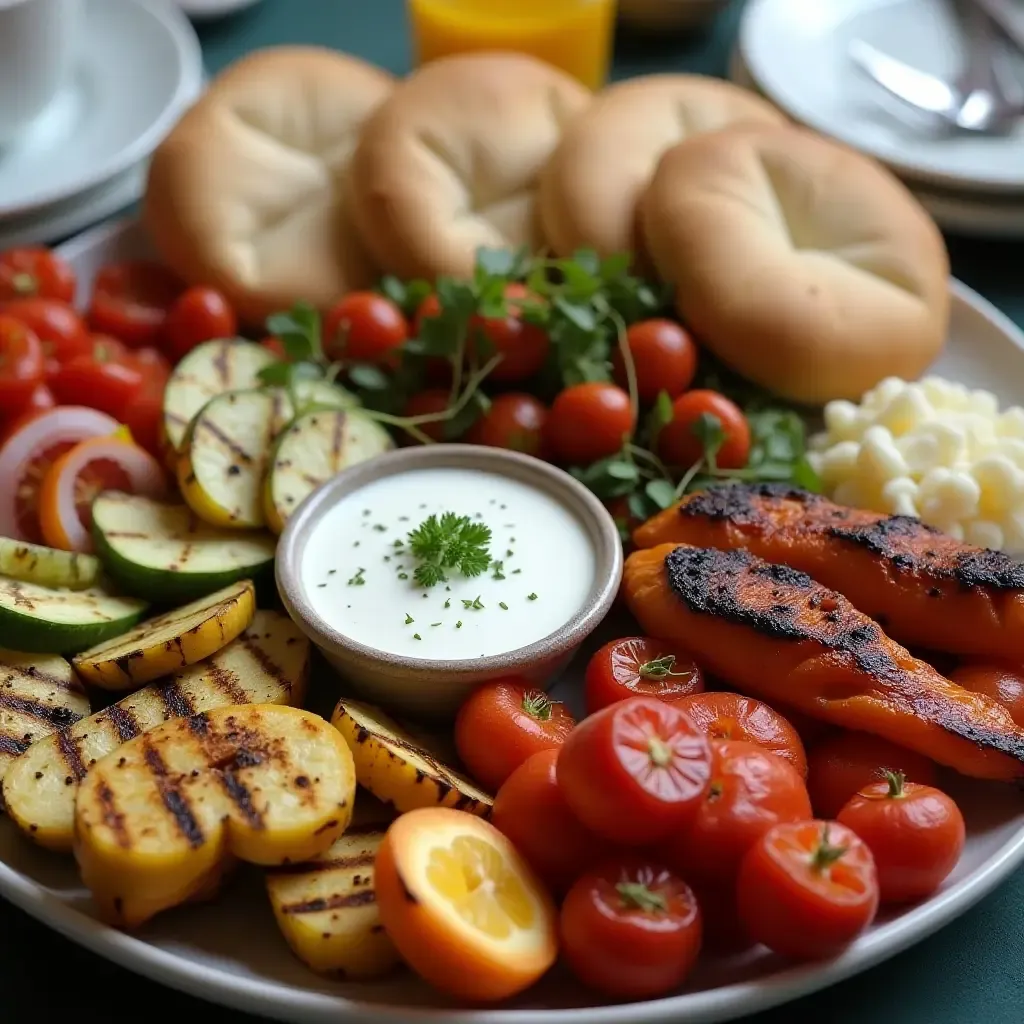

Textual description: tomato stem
[884,769,906,798]
[616,882,667,914]
[521,690,553,722]
[810,825,848,873]
[647,735,673,768]
[638,654,693,682]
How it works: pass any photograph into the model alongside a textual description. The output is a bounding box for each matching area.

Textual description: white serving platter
[1,217,1023,1024]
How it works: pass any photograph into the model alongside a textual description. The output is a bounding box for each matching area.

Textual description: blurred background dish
[617,0,730,31]
[172,0,263,19]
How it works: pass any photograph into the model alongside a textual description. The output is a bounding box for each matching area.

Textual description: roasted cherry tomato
[545,382,635,466]
[0,315,44,414]
[491,748,613,893]
[837,771,965,904]
[455,678,576,793]
[612,319,698,404]
[87,261,183,347]
[950,662,1024,727]
[467,392,548,457]
[1,297,90,365]
[585,636,704,716]
[49,334,145,420]
[657,389,750,470]
[807,732,939,819]
[163,285,238,362]
[737,820,879,961]
[0,247,76,304]
[120,390,165,461]
[413,293,442,335]
[673,691,808,777]
[667,739,812,887]
[560,858,702,1000]
[557,696,712,845]
[324,291,408,364]
[468,283,549,382]
[402,389,452,443]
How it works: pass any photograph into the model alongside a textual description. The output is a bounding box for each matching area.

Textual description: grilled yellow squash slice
[3,609,309,851]
[331,698,492,817]
[72,579,256,691]
[75,704,356,929]
[267,796,398,978]
[0,650,90,787]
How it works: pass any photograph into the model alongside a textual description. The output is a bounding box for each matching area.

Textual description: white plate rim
[0,219,1018,1024]
[3,0,204,218]
[739,0,1024,195]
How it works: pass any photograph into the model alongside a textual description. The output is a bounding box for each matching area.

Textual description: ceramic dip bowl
[276,444,623,719]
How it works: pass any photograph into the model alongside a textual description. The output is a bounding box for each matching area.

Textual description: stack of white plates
[0,0,203,250]
[732,0,1024,238]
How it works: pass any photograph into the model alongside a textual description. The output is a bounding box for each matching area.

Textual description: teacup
[0,0,82,145]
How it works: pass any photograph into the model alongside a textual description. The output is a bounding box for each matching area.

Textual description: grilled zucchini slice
[0,539,100,591]
[75,704,356,929]
[331,697,492,817]
[3,608,309,851]
[0,650,90,787]
[92,491,276,604]
[0,576,147,655]
[161,339,274,457]
[264,408,393,534]
[266,800,399,978]
[71,579,256,691]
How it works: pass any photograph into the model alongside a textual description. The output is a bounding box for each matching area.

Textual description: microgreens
[407,512,492,588]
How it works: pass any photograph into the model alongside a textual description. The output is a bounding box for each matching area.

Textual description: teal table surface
[4,1,1024,1021]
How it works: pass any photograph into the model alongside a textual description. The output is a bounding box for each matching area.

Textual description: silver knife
[848,38,958,114]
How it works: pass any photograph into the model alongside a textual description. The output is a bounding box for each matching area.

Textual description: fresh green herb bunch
[407,512,492,588]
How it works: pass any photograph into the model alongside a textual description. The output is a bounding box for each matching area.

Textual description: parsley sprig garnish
[406,513,492,588]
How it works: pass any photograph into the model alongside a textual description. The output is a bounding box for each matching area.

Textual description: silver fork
[849,0,1022,134]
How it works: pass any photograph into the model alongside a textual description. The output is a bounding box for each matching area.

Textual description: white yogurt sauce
[300,467,597,660]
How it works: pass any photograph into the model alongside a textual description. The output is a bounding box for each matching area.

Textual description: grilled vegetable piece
[266,798,399,978]
[161,339,274,457]
[3,609,309,851]
[92,491,276,604]
[264,408,393,534]
[0,576,148,655]
[0,650,90,785]
[72,580,256,691]
[634,482,1024,660]
[75,704,355,929]
[331,698,492,816]
[623,542,1024,782]
[0,538,100,591]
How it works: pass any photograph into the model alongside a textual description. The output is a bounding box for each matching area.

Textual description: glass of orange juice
[407,0,617,92]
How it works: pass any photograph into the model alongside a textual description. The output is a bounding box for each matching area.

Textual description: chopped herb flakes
[528,593,538,601]
[404,614,414,624]
[347,568,366,586]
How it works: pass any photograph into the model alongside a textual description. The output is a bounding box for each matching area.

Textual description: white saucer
[727,43,1024,239]
[739,0,1024,195]
[0,0,203,219]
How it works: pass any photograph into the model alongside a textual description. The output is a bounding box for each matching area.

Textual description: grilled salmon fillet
[622,542,1024,781]
[633,483,1024,660]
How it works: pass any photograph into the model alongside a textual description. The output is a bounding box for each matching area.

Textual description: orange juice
[407,0,616,91]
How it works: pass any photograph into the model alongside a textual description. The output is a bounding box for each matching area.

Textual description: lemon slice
[375,807,557,1002]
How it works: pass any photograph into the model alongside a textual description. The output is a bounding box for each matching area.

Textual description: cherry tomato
[454,678,576,793]
[612,319,698,404]
[560,858,702,999]
[557,696,712,845]
[2,297,90,364]
[657,390,751,470]
[260,336,286,359]
[667,739,812,887]
[585,636,704,716]
[324,291,408,364]
[491,748,613,892]
[163,286,238,362]
[120,390,165,461]
[402,389,452,443]
[738,820,879,960]
[807,732,939,819]
[673,691,807,777]
[413,293,442,335]
[0,315,44,414]
[545,382,635,466]
[468,283,549,382]
[0,247,76,304]
[129,345,172,389]
[837,771,965,904]
[950,662,1024,726]
[467,393,548,457]
[49,335,145,419]
[4,384,55,431]
[87,261,183,348]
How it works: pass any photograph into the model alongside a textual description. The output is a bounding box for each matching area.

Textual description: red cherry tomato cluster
[452,640,967,999]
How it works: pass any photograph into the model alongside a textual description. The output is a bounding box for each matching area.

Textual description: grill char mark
[0,692,81,728]
[105,703,141,743]
[57,729,87,782]
[279,890,377,914]
[142,737,204,848]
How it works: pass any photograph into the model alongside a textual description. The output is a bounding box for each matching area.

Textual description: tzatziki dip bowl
[275,445,623,718]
